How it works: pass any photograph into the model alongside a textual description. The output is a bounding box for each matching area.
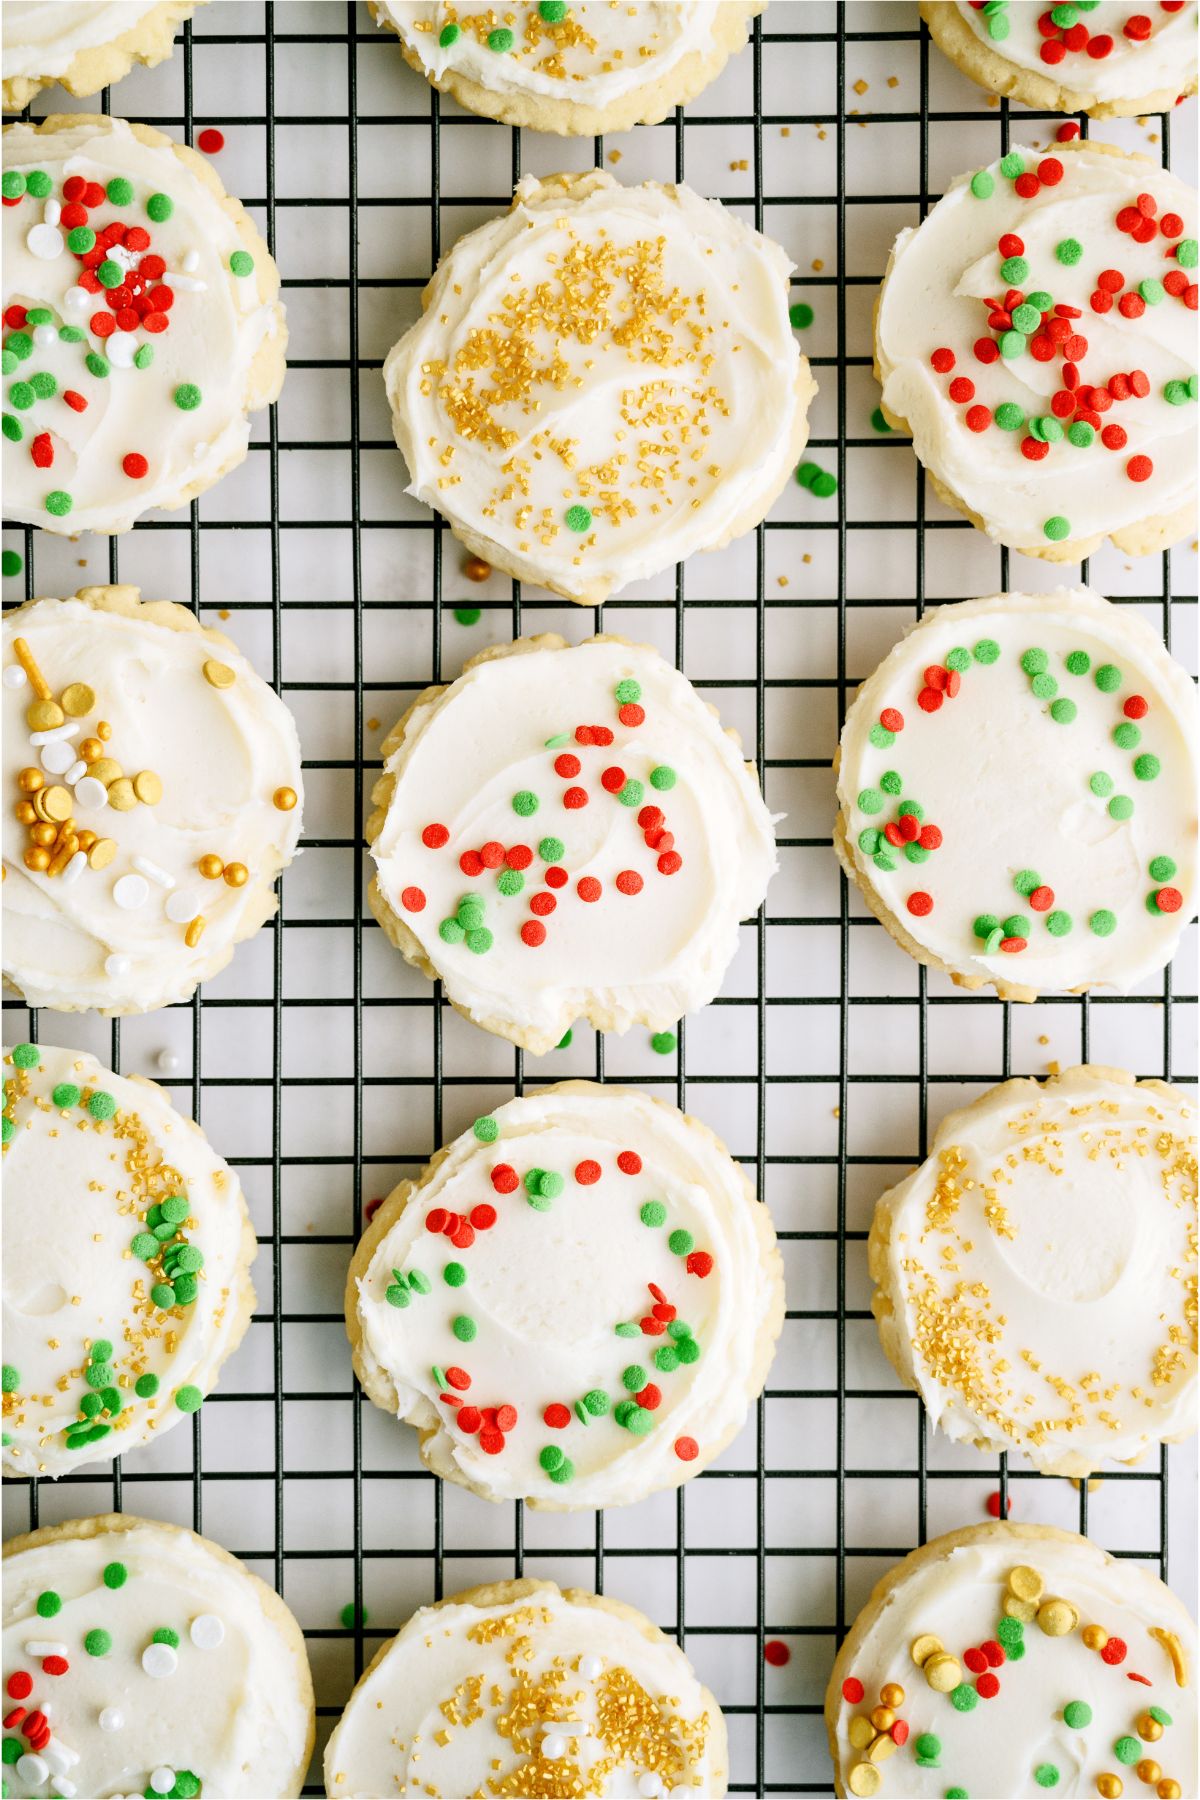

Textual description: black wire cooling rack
[3,3,1195,1793]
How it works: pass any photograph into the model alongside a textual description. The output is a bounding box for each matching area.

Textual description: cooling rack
[3,3,1196,1793]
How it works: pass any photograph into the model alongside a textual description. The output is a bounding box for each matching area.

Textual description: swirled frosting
[870,1066,1197,1476]
[2,1517,313,1799]
[324,1581,727,1798]
[2,1042,255,1478]
[368,637,777,1050]
[876,142,1196,553]
[383,171,808,602]
[836,590,1198,996]
[829,1526,1197,1800]
[3,4,162,81]
[954,0,1198,106]
[2,591,304,1015]
[374,1,754,110]
[3,115,284,534]
[350,1083,782,1509]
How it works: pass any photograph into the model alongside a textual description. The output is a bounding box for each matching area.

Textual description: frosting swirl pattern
[368,637,777,1051]
[3,4,163,80]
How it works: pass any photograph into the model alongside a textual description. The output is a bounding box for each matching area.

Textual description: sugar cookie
[2,3,201,114]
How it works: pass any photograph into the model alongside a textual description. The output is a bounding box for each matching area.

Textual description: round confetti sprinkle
[229,249,254,277]
[974,638,1000,664]
[512,790,539,816]
[789,301,814,329]
[565,503,591,532]
[1095,663,1122,692]
[971,170,995,198]
[640,1201,667,1227]
[764,1640,790,1666]
[488,25,515,50]
[650,1030,677,1054]
[174,383,202,411]
[1090,909,1117,936]
[1108,795,1134,821]
[175,1384,203,1412]
[439,20,460,42]
[1133,753,1160,781]
[1034,1767,1060,1789]
[84,1628,112,1656]
[1043,516,1071,541]
[1063,1700,1092,1728]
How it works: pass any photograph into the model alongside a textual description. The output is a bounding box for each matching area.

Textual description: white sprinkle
[182,248,200,272]
[638,1776,664,1799]
[141,1641,177,1678]
[3,664,28,689]
[541,1733,567,1761]
[46,1739,79,1766]
[42,1744,71,1775]
[43,198,61,227]
[64,285,89,312]
[26,222,64,259]
[579,1654,603,1680]
[64,759,87,785]
[189,1612,224,1649]
[157,1049,180,1074]
[50,1780,77,1798]
[73,776,108,811]
[16,1755,49,1787]
[105,331,138,369]
[132,854,174,889]
[113,873,150,910]
[40,740,75,775]
[98,1708,124,1732]
[103,953,131,978]
[33,325,58,348]
[165,888,204,923]
[24,1638,69,1657]
[166,272,207,292]
[29,720,79,745]
[149,1768,175,1795]
[60,851,87,887]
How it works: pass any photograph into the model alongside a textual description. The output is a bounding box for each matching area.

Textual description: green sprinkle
[1067,421,1095,448]
[1043,515,1070,542]
[1045,910,1073,936]
[134,1374,159,1399]
[548,1456,575,1482]
[96,258,124,289]
[1095,663,1121,692]
[996,1616,1024,1647]
[539,1443,564,1472]
[340,1602,369,1629]
[869,724,895,749]
[947,1792,969,1800]
[1065,650,1091,675]
[880,770,902,796]
[151,1283,176,1310]
[640,1200,667,1227]
[1050,698,1077,723]
[871,405,893,432]
[384,1283,410,1308]
[11,1044,39,1069]
[905,843,930,864]
[174,383,202,411]
[796,461,818,489]
[6,332,32,363]
[90,1339,114,1365]
[999,330,1026,359]
[1012,303,1041,334]
[85,353,108,379]
[915,1734,942,1761]
[1000,255,1029,284]
[668,1228,694,1256]
[134,344,154,370]
[452,1314,477,1342]
[2,1739,19,1765]
[621,1363,648,1391]
[538,835,564,862]
[1,171,26,199]
[105,176,134,206]
[1175,238,1198,268]
[583,1388,609,1415]
[650,1031,677,1055]
[174,1384,203,1412]
[439,917,465,945]
[1090,908,1117,936]
[49,1081,80,1109]
[617,779,644,807]
[439,20,460,43]
[1031,673,1058,700]
[615,677,642,704]
[1063,1700,1092,1728]
[1140,278,1165,306]
[973,914,1000,939]
[1108,795,1133,821]
[473,1115,499,1142]
[1002,914,1030,938]
[540,0,569,16]
[1,416,22,443]
[1164,378,1192,405]
[1056,238,1083,266]
[488,25,515,49]
[1013,868,1041,895]
[1148,1706,1172,1726]
[945,647,971,673]
[971,166,996,198]
[1090,770,1114,797]
[1133,753,1160,781]
[858,828,881,855]
[453,607,483,625]
[950,1682,978,1712]
[994,402,1023,431]
[556,1029,573,1049]
[650,765,676,791]
[1021,649,1049,676]
[564,503,591,532]
[1149,856,1177,881]
[146,192,174,221]
[1114,1738,1140,1766]
[84,1627,112,1656]
[153,1627,180,1648]
[456,896,485,929]
[47,490,79,519]
[857,786,884,815]
[897,800,924,821]
[36,1590,62,1618]
[512,790,539,816]
[161,1195,189,1224]
[103,1560,128,1587]
[1,1366,18,1393]
[874,850,897,872]
[811,469,838,498]
[66,225,96,254]
[1113,721,1140,749]
[1034,1766,1060,1789]
[973,638,1000,664]
[614,1321,639,1337]
[25,170,51,197]
[789,301,814,329]
[229,249,255,277]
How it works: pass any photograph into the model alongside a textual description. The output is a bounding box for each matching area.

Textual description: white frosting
[837,589,1198,995]
[375,1,747,107]
[3,117,283,535]
[955,0,1198,106]
[3,4,160,81]
[2,594,304,1015]
[324,1582,726,1797]
[831,1528,1197,1800]
[383,171,804,602]
[369,639,777,1052]
[3,1520,312,1799]
[876,143,1197,552]
[2,1043,254,1478]
[352,1084,780,1508]
[873,1067,1197,1475]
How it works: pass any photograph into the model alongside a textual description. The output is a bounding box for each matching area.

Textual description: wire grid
[2,3,1196,1793]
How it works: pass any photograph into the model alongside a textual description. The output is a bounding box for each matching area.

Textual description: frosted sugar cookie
[875,139,1196,560]
[826,1522,1197,1800]
[367,634,777,1052]
[2,3,201,114]
[833,589,1198,1002]
[383,169,815,603]
[2,586,304,1015]
[3,113,284,534]
[324,1577,727,1797]
[920,1,1197,119]
[368,1,763,135]
[868,1064,1196,1478]
[2,1512,315,1798]
[346,1082,783,1509]
[2,1041,257,1477]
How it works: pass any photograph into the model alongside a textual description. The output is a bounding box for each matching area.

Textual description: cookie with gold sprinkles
[324,1576,728,1797]
[3,1512,314,1798]
[2,1043,257,1479]
[345,1082,783,1509]
[826,1522,1196,1800]
[368,1,763,135]
[834,589,1197,1002]
[383,169,816,604]
[2,586,303,1015]
[3,112,284,534]
[875,139,1196,562]
[868,1064,1196,1478]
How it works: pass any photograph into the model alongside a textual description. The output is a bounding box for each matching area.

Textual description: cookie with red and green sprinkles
[366,635,777,1054]
[920,1,1197,119]
[2,1513,315,1799]
[2,1044,256,1478]
[834,589,1197,1001]
[345,1081,783,1509]
[825,1522,1197,1800]
[3,113,285,535]
[875,138,1196,561]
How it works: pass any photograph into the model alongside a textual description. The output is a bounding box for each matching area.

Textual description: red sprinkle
[948,377,975,403]
[506,844,533,870]
[41,1658,68,1678]
[1056,122,1081,141]
[1098,268,1125,293]
[491,1164,519,1194]
[898,813,920,843]
[1119,292,1147,319]
[469,1203,497,1229]
[1000,936,1027,954]
[1155,887,1183,913]
[31,432,53,469]
[400,886,425,913]
[639,805,665,831]
[575,1159,602,1184]
[918,824,943,851]
[562,787,588,810]
[422,822,449,848]
[686,1250,714,1277]
[891,1719,910,1747]
[917,686,943,713]
[525,888,555,915]
[1101,1637,1128,1665]
[459,849,484,877]
[577,875,601,902]
[841,1677,865,1704]
[425,1207,448,1234]
[197,127,225,153]
[981,1640,1005,1668]
[1028,885,1054,912]
[1124,695,1148,719]
[545,866,568,889]
[674,1435,699,1462]
[966,405,992,432]
[1040,37,1067,63]
[618,703,645,728]
[554,753,581,779]
[1123,13,1152,37]
[617,1151,642,1175]
[445,1366,471,1391]
[1022,437,1051,462]
[544,1403,571,1428]
[907,892,933,917]
[1087,30,1114,54]
[450,1222,475,1251]
[1037,157,1064,186]
[600,765,626,793]
[2,1709,25,1730]
[456,1405,482,1433]
[635,1383,662,1410]
[1127,1671,1153,1686]
[1128,369,1150,398]
[987,1491,1012,1518]
[930,347,955,373]
[657,851,682,875]
[495,1403,518,1432]
[974,337,1000,365]
[1126,455,1153,482]
[964,1647,987,1674]
[520,920,546,947]
[1101,423,1128,450]
[479,1427,505,1455]
[1161,212,1184,238]
[976,1672,1001,1699]
[764,1640,790,1667]
[480,841,504,869]
[879,708,904,732]
[1014,172,1042,197]
[615,869,643,895]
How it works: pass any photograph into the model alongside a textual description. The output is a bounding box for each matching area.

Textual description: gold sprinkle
[198,854,224,880]
[88,758,122,785]
[133,770,163,805]
[185,916,206,948]
[1148,1626,1188,1687]
[106,777,138,812]
[26,698,64,731]
[910,1634,942,1666]
[1008,1564,1044,1603]
[38,785,72,823]
[87,838,117,870]
[13,637,50,700]
[60,682,95,716]
[202,660,236,689]
[272,786,298,812]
